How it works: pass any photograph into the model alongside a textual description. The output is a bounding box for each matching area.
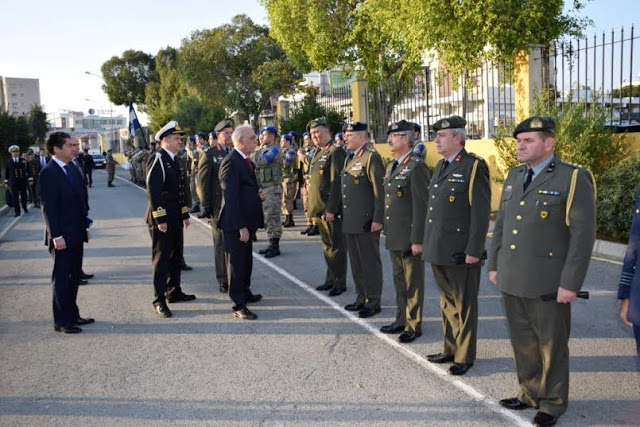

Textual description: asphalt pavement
[0,168,638,427]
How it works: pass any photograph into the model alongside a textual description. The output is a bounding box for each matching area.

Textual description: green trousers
[316,218,347,291]
[390,250,424,333]
[345,232,383,309]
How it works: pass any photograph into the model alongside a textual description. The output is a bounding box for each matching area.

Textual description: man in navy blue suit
[39,132,94,334]
[618,182,640,356]
[218,125,265,320]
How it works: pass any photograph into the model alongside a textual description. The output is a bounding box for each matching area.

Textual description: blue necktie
[64,164,81,191]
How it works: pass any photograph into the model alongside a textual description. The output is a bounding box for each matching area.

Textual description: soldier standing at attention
[380,120,430,342]
[307,117,348,296]
[299,132,319,236]
[5,145,30,216]
[422,115,491,376]
[253,126,284,258]
[197,119,233,293]
[488,117,596,427]
[280,133,298,228]
[341,122,385,316]
[106,149,118,187]
[146,121,196,318]
[26,149,41,207]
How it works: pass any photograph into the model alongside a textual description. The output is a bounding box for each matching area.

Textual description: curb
[0,205,8,217]
[592,239,626,262]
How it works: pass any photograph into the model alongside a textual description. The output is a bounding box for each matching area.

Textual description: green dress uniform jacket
[308,140,346,217]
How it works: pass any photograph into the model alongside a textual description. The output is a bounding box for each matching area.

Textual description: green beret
[306,117,329,131]
[214,119,234,132]
[344,122,368,132]
[387,119,414,134]
[433,115,466,131]
[512,116,556,137]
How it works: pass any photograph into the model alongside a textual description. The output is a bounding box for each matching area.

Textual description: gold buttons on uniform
[510,244,516,250]
[429,207,433,211]
[516,215,522,220]
[512,229,518,235]
[520,201,525,206]
[434,184,438,188]
[428,219,433,223]
[636,209,639,214]
[343,205,347,209]
[456,228,461,232]
[385,205,389,208]
[432,195,435,199]
[548,252,553,257]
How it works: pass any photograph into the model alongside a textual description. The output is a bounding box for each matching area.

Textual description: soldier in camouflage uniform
[252,126,283,258]
[106,149,118,187]
[280,134,298,228]
[299,132,318,235]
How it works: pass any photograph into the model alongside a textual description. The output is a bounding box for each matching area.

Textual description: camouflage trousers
[262,185,283,238]
[281,178,297,215]
[301,178,313,225]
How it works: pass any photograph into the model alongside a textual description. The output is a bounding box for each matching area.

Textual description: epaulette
[563,161,585,169]
[468,152,486,162]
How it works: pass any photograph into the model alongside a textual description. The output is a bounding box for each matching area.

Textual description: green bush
[278,96,346,137]
[596,154,640,242]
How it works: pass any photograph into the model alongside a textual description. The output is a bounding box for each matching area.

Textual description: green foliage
[178,14,302,123]
[596,154,640,242]
[145,47,188,132]
[279,96,346,136]
[492,125,520,181]
[173,97,226,135]
[611,84,640,98]
[27,104,48,146]
[0,111,31,166]
[101,50,157,108]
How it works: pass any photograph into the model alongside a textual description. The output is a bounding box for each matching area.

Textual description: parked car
[92,153,106,169]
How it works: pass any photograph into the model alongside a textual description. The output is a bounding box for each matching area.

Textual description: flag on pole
[128,103,142,139]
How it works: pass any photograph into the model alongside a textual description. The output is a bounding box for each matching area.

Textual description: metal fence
[547,26,639,125]
[317,84,353,122]
[366,63,516,142]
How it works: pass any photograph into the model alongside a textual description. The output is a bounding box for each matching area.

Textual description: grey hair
[450,127,466,145]
[232,125,253,144]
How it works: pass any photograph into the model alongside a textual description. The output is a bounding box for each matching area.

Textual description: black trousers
[212,221,228,286]
[10,183,28,215]
[150,224,183,305]
[28,181,39,206]
[52,244,82,327]
[85,170,93,187]
[224,230,253,309]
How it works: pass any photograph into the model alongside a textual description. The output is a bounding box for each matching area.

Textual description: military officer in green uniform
[380,120,430,342]
[307,117,348,295]
[299,132,319,235]
[252,126,283,258]
[280,133,298,228]
[422,115,491,376]
[340,122,385,317]
[488,117,596,427]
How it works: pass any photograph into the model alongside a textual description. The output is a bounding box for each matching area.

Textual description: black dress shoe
[232,307,257,320]
[328,288,345,296]
[154,304,172,318]
[81,272,94,279]
[532,412,558,427]
[181,264,193,271]
[74,317,95,326]
[398,331,422,343]
[344,302,364,311]
[219,283,229,293]
[79,279,89,285]
[380,324,405,334]
[166,293,196,303]
[426,353,454,364]
[54,325,82,333]
[300,225,313,235]
[499,398,531,411]
[448,362,473,376]
[316,283,332,291]
[358,307,381,318]
[247,294,263,303]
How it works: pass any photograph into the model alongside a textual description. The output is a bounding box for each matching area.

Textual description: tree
[27,104,48,146]
[178,14,303,125]
[611,84,640,98]
[279,94,346,137]
[101,50,157,109]
[145,47,189,131]
[0,111,31,172]
[173,97,226,134]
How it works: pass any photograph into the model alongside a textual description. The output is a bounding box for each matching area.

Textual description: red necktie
[245,158,254,171]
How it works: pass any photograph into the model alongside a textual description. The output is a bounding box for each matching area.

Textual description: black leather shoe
[499,398,531,411]
[316,283,332,291]
[398,331,422,343]
[154,304,172,318]
[426,353,454,364]
[344,303,364,311]
[306,225,319,236]
[300,225,313,235]
[328,288,345,296]
[54,325,82,334]
[181,264,193,271]
[358,307,381,318]
[74,317,95,326]
[247,294,263,303]
[448,362,473,376]
[532,412,558,427]
[232,307,257,320]
[24,208,29,214]
[219,283,229,293]
[81,272,94,279]
[79,279,89,285]
[166,293,196,303]
[380,324,405,334]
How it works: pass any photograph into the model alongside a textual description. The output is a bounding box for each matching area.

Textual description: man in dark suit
[82,149,95,187]
[5,145,30,217]
[25,149,41,208]
[218,125,266,320]
[39,132,94,334]
[146,121,196,318]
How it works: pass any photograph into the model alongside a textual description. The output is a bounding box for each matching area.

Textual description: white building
[47,110,127,152]
[0,76,41,116]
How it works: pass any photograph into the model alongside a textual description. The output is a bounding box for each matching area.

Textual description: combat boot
[258,240,273,255]
[307,225,320,236]
[264,238,281,258]
[283,214,295,228]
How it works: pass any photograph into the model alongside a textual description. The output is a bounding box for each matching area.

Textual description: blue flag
[128,103,142,139]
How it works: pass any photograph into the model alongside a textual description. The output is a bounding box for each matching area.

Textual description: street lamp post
[84,71,116,152]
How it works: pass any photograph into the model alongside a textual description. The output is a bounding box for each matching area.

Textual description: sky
[0,0,636,126]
